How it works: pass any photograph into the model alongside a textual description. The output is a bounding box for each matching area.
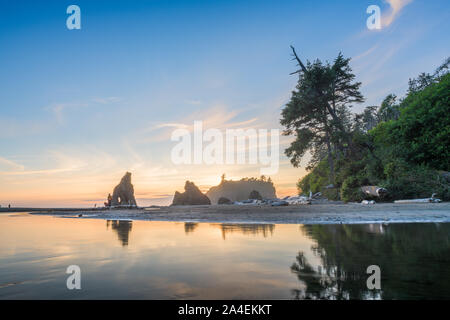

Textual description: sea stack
[111,172,137,206]
[206,177,276,204]
[249,190,263,200]
[172,181,211,205]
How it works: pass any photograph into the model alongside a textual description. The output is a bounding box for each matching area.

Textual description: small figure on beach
[104,193,112,207]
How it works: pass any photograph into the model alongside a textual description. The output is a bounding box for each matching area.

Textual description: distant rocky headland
[170,176,277,206]
[206,176,276,204]
[97,172,278,207]
[13,172,450,225]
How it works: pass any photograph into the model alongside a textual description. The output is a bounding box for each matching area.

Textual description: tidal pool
[0,213,449,299]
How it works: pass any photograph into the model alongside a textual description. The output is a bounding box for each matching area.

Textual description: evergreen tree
[281,47,364,183]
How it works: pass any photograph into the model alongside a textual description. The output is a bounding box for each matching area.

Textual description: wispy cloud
[352,45,379,62]
[92,97,120,104]
[136,105,260,143]
[45,97,120,125]
[154,123,190,130]
[0,117,50,138]
[0,148,116,176]
[47,102,89,125]
[0,157,25,171]
[184,99,202,106]
[382,0,413,28]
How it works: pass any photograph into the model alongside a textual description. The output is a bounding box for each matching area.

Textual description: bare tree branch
[290,45,307,73]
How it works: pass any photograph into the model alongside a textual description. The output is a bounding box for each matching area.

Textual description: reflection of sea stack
[107,220,132,246]
[184,222,199,234]
[111,172,137,206]
[172,181,211,205]
[219,224,275,240]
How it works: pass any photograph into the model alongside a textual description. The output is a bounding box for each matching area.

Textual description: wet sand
[29,202,450,224]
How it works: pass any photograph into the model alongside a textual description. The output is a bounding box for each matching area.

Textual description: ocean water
[0,213,449,299]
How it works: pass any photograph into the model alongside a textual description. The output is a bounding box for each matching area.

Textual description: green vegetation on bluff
[206,175,276,204]
[281,49,449,202]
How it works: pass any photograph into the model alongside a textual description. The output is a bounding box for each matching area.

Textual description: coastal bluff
[206,177,276,204]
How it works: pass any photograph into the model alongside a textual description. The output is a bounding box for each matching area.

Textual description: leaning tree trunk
[325,127,335,185]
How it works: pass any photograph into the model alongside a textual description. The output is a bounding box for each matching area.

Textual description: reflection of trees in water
[183,223,275,238]
[184,222,198,234]
[291,223,450,300]
[106,220,132,246]
[218,224,275,240]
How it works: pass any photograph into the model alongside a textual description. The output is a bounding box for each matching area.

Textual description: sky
[0,0,449,207]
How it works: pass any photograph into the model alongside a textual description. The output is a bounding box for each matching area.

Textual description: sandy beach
[28,202,450,224]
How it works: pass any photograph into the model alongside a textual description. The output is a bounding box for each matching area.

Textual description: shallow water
[0,213,449,299]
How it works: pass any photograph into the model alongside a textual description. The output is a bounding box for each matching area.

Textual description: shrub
[340,175,365,202]
[322,187,340,201]
[382,163,450,201]
[297,160,330,194]
[379,73,450,171]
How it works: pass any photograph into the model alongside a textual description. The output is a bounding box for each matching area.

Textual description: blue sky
[0,0,449,207]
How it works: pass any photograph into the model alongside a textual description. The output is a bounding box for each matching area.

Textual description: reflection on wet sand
[2,213,449,299]
[183,222,276,239]
[217,224,275,240]
[291,223,450,300]
[106,220,133,246]
[184,222,198,235]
